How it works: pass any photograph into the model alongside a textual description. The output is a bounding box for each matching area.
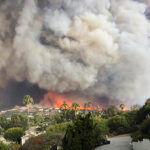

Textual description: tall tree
[84,103,87,110]
[87,102,92,110]
[72,102,80,115]
[61,101,68,110]
[120,104,125,111]
[107,105,118,117]
[23,95,34,126]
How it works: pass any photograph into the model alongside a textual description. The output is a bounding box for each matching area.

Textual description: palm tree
[87,101,92,110]
[84,103,87,114]
[23,95,34,126]
[84,103,87,110]
[72,102,80,115]
[120,104,125,111]
[61,101,68,110]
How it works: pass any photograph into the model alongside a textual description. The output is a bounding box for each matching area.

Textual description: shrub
[47,122,72,135]
[108,115,129,135]
[62,113,107,150]
[4,127,24,144]
[10,114,28,130]
[131,118,150,142]
[123,110,138,132]
[0,141,8,150]
[0,115,10,130]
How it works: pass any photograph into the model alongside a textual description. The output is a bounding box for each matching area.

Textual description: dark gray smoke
[0,80,47,109]
[0,0,150,107]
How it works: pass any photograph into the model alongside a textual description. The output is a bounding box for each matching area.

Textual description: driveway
[95,136,132,150]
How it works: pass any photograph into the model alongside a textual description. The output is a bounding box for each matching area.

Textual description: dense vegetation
[131,99,150,141]
[0,95,150,149]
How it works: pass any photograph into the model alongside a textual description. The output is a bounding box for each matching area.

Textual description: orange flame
[40,91,81,108]
[14,105,20,108]
[40,91,103,111]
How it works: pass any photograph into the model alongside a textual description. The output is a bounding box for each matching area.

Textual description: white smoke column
[0,0,150,105]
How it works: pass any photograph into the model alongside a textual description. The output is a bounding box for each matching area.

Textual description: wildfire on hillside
[39,91,102,110]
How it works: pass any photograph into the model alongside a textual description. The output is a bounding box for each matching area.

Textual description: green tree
[0,115,10,130]
[23,95,34,126]
[84,103,87,110]
[120,104,125,111]
[108,115,129,135]
[87,101,92,109]
[107,105,118,117]
[123,110,138,132]
[131,118,150,142]
[4,127,24,144]
[137,98,150,123]
[61,101,68,110]
[72,102,80,115]
[62,113,107,150]
[10,114,28,130]
[34,115,44,125]
[131,104,140,111]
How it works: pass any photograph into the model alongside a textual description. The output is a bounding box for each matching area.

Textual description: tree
[62,113,107,150]
[120,104,125,111]
[84,103,87,110]
[124,110,138,132]
[72,102,80,115]
[106,105,118,117]
[34,115,44,125]
[131,104,140,111]
[108,115,129,135]
[4,127,24,144]
[10,114,28,130]
[137,98,150,123]
[87,102,92,109]
[131,118,150,142]
[0,115,10,130]
[23,95,34,126]
[61,101,68,110]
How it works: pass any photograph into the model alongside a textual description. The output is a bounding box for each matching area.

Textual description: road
[95,136,133,150]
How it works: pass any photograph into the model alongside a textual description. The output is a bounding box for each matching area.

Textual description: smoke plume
[0,0,150,106]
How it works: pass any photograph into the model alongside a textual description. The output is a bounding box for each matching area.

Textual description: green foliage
[120,104,125,110]
[131,118,150,142]
[47,122,72,135]
[0,127,2,135]
[0,142,8,150]
[54,113,64,124]
[93,119,109,146]
[93,119,109,136]
[34,114,44,125]
[54,109,75,123]
[62,113,107,150]
[72,102,80,114]
[4,127,24,143]
[106,105,119,117]
[108,115,129,135]
[0,115,10,130]
[23,95,34,106]
[137,98,150,123]
[123,110,138,132]
[61,101,68,110]
[10,114,28,130]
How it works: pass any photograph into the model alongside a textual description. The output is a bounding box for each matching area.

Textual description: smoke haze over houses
[0,0,150,107]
